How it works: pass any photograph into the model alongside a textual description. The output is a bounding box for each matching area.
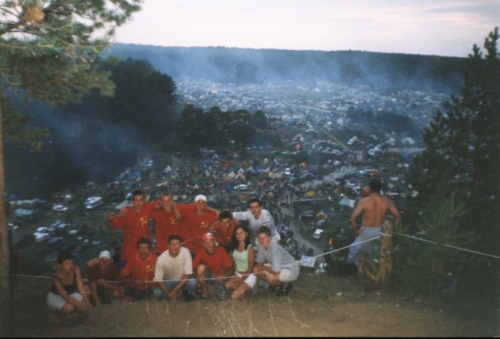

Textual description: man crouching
[254,226,299,296]
[119,238,157,304]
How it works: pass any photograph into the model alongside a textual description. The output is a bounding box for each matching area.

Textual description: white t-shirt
[154,247,193,282]
[233,209,280,241]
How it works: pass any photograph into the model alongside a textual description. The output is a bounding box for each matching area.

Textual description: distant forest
[106,44,467,94]
[6,45,468,197]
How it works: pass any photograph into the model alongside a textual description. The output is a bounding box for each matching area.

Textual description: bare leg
[231,283,251,300]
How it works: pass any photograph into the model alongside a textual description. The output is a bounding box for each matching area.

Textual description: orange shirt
[177,204,218,254]
[214,222,235,248]
[110,202,156,262]
[121,252,157,290]
[151,205,183,254]
[192,247,232,276]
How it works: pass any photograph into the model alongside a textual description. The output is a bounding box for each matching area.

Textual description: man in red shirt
[151,192,182,255]
[119,238,157,304]
[177,195,219,255]
[208,210,236,252]
[87,250,124,306]
[107,190,157,265]
[193,232,233,299]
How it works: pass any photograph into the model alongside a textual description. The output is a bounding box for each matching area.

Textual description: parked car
[68,224,80,235]
[313,229,324,240]
[299,210,315,221]
[52,204,68,212]
[234,184,248,191]
[284,168,291,175]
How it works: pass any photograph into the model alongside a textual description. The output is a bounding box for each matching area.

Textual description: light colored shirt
[232,244,253,273]
[233,209,280,241]
[154,247,193,282]
[256,241,299,275]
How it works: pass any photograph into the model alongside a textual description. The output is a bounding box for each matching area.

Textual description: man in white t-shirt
[232,198,280,244]
[154,235,197,302]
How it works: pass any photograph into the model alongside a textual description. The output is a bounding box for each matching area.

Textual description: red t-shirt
[109,202,156,262]
[192,246,232,276]
[214,222,235,248]
[120,252,157,290]
[87,263,120,284]
[151,205,183,254]
[177,204,218,254]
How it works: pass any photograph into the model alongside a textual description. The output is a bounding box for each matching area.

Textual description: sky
[114,0,500,57]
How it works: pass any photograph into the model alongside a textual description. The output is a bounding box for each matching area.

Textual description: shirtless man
[347,179,401,272]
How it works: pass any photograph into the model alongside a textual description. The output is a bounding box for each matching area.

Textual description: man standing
[107,190,157,266]
[193,233,234,299]
[87,251,124,306]
[119,238,157,304]
[347,179,401,272]
[154,235,197,302]
[233,198,280,244]
[208,210,236,251]
[254,226,299,296]
[177,195,219,255]
[151,192,182,255]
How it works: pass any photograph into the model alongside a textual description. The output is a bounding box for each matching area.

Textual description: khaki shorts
[263,263,299,283]
[47,292,83,311]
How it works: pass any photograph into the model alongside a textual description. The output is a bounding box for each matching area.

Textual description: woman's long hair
[230,224,250,252]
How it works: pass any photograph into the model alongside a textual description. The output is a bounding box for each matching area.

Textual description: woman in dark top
[46,252,91,324]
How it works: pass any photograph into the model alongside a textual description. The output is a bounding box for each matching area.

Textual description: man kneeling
[254,226,299,296]
[154,235,197,302]
[119,238,157,304]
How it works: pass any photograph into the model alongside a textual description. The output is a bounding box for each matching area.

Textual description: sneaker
[277,283,293,296]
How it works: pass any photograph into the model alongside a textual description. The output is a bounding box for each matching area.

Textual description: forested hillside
[107,44,467,94]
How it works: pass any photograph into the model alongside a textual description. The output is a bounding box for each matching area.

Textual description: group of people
[46,191,300,323]
[46,179,400,323]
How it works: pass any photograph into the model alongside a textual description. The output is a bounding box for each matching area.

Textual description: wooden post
[360,217,394,292]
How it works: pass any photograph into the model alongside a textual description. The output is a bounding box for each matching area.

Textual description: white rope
[312,236,380,258]
[394,232,500,260]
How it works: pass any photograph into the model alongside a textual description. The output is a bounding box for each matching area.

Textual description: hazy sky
[114,0,499,57]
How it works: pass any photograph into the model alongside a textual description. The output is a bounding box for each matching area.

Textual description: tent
[163,165,172,174]
[305,190,315,197]
[339,199,355,208]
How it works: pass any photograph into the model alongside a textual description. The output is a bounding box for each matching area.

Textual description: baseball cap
[202,232,214,241]
[195,194,207,202]
[99,250,112,260]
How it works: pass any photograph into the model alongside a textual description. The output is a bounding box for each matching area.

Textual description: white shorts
[235,271,257,288]
[47,292,83,311]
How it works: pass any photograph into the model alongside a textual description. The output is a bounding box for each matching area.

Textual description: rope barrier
[394,232,500,260]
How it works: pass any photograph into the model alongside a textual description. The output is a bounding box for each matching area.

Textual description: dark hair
[218,210,232,221]
[161,192,172,198]
[230,224,250,252]
[257,225,271,237]
[136,237,151,248]
[57,251,74,264]
[132,190,144,199]
[168,234,182,244]
[248,198,262,207]
[369,179,381,194]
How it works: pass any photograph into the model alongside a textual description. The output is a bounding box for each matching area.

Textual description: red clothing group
[121,252,157,290]
[109,203,156,262]
[151,205,183,254]
[177,204,218,254]
[213,222,235,248]
[192,247,232,276]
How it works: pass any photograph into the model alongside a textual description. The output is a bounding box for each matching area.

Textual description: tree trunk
[0,94,11,335]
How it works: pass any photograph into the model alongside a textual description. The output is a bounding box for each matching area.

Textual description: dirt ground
[8,272,497,337]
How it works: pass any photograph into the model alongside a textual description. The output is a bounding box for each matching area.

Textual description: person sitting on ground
[119,238,157,304]
[87,250,124,306]
[154,235,198,302]
[208,210,236,252]
[224,224,256,300]
[193,232,234,299]
[232,197,280,245]
[47,251,92,324]
[254,226,300,296]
